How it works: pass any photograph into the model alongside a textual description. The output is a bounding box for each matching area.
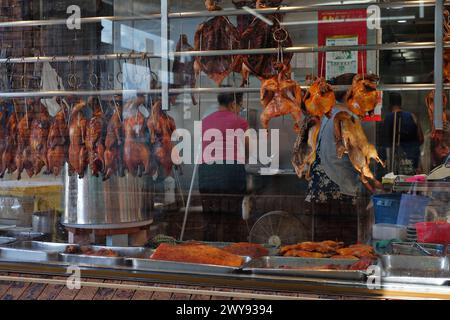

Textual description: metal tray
[391,242,446,257]
[86,245,151,258]
[381,255,450,277]
[58,245,151,267]
[59,253,126,267]
[7,241,70,253]
[241,256,367,281]
[0,230,45,241]
[0,247,57,262]
[0,237,16,246]
[127,256,252,275]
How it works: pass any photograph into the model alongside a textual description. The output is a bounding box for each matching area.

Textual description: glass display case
[0,0,448,300]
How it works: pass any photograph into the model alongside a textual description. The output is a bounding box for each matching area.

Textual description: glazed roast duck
[86,97,107,177]
[172,34,197,105]
[104,100,125,181]
[15,99,35,180]
[68,100,89,178]
[47,102,69,177]
[30,100,51,175]
[291,77,336,180]
[0,103,19,178]
[147,100,177,178]
[334,112,385,192]
[345,73,381,118]
[260,63,302,132]
[425,90,448,142]
[123,99,152,177]
[239,0,293,84]
[194,0,241,86]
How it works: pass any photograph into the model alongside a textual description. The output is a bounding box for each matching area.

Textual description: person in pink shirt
[199,91,249,242]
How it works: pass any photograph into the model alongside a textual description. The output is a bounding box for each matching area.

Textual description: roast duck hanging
[345,74,381,118]
[147,100,177,178]
[86,97,107,177]
[334,112,385,192]
[292,77,336,180]
[47,101,69,177]
[104,99,125,181]
[260,63,302,132]
[0,102,9,178]
[30,100,51,175]
[0,103,18,178]
[172,34,197,105]
[194,0,241,85]
[425,90,448,142]
[443,10,450,82]
[239,0,293,84]
[15,99,36,180]
[123,98,152,177]
[68,100,89,178]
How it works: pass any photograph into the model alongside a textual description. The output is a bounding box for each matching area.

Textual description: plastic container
[372,223,407,241]
[372,194,402,224]
[416,222,450,244]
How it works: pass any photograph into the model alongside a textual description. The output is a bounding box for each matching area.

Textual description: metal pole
[434,0,444,131]
[0,84,447,98]
[0,42,448,64]
[161,0,169,110]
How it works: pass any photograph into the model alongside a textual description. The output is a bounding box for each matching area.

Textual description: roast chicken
[47,102,69,177]
[0,105,18,178]
[345,74,381,117]
[303,77,335,118]
[86,97,106,177]
[104,100,125,181]
[172,34,197,105]
[194,0,241,85]
[260,63,302,132]
[30,101,51,175]
[147,100,176,178]
[291,115,321,180]
[123,99,152,177]
[334,111,384,192]
[15,100,35,180]
[239,0,292,83]
[425,90,448,142]
[68,101,89,178]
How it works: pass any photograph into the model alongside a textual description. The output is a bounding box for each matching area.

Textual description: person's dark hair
[389,92,402,109]
[217,86,244,107]
[328,73,355,102]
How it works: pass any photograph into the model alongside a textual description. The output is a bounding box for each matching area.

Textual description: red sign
[318,9,368,78]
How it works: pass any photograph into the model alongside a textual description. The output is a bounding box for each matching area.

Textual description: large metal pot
[62,165,154,228]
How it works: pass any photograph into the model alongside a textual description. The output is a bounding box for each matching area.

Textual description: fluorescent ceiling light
[397,20,407,23]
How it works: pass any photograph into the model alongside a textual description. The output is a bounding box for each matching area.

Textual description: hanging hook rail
[0,41,447,65]
[0,1,444,28]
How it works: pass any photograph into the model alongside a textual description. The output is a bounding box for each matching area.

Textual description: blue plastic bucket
[372,194,402,224]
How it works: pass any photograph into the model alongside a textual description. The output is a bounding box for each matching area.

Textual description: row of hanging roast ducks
[0,95,176,181]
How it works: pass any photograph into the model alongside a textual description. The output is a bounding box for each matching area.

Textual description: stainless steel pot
[62,165,154,228]
[32,211,56,234]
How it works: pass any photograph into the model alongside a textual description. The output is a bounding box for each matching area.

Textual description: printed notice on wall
[325,36,358,80]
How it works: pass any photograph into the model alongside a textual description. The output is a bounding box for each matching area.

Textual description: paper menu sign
[325,35,358,80]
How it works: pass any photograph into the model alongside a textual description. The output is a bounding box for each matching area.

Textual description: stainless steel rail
[0,84,445,98]
[434,0,444,131]
[0,0,443,29]
[0,42,446,64]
